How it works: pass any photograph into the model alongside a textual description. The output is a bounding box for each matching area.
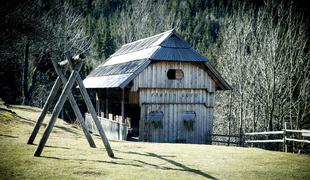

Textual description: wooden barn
[83,29,231,144]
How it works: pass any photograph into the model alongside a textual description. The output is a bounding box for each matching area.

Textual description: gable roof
[83,29,231,90]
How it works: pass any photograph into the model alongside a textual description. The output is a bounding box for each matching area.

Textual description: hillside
[1,0,309,145]
[0,103,309,179]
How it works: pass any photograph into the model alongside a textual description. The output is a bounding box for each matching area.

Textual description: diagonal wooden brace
[34,61,83,156]
[27,77,62,144]
[27,66,71,145]
[51,59,96,148]
[66,53,114,158]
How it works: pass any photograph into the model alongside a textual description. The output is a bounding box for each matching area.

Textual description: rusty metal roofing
[83,29,231,90]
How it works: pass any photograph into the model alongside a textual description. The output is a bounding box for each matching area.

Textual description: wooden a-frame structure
[27,52,114,157]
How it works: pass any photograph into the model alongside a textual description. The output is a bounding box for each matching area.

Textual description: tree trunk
[23,37,30,105]
[228,91,232,146]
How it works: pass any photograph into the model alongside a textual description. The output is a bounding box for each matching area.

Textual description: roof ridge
[121,29,174,47]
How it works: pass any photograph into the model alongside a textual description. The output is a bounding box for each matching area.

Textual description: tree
[214,1,310,151]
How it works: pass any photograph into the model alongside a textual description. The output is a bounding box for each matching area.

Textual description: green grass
[0,105,309,179]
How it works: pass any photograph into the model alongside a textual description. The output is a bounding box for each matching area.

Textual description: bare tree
[214,1,310,146]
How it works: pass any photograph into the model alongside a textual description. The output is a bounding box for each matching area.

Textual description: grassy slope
[0,105,309,180]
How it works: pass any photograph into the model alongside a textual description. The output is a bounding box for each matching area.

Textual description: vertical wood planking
[136,61,216,144]
[135,61,214,89]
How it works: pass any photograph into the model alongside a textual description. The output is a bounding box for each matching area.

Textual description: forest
[0,0,309,143]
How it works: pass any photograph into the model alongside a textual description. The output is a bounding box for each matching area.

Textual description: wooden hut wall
[132,61,216,92]
[138,89,215,106]
[139,102,214,144]
[134,61,216,144]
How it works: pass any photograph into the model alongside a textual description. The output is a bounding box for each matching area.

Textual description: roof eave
[119,59,151,88]
[204,62,232,91]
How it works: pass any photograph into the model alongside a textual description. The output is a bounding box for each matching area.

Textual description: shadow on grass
[17,116,80,136]
[41,155,142,167]
[45,148,216,179]
[31,143,71,150]
[0,134,18,138]
[120,151,217,179]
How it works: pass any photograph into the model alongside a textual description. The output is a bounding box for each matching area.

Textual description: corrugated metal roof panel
[88,59,149,77]
[160,34,191,48]
[150,47,208,62]
[111,30,173,57]
[84,59,151,88]
[83,74,132,88]
[104,46,159,66]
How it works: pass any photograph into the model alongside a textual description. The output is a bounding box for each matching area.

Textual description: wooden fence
[211,134,242,146]
[212,122,310,152]
[244,123,310,152]
[85,113,128,141]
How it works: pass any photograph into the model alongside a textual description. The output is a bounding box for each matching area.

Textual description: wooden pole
[283,122,287,152]
[228,92,232,146]
[34,62,83,156]
[51,60,96,148]
[96,92,100,116]
[121,88,125,123]
[66,54,114,158]
[105,89,109,119]
[27,77,62,144]
[120,88,125,140]
[75,75,114,157]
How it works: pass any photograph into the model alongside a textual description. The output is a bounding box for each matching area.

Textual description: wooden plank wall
[134,61,216,144]
[132,61,215,92]
[139,89,214,106]
[85,113,128,140]
[139,103,214,144]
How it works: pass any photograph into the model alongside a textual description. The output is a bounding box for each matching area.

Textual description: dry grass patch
[0,105,309,179]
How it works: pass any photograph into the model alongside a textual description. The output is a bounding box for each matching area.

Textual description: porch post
[120,88,125,140]
[105,89,109,119]
[96,91,100,116]
[121,88,125,124]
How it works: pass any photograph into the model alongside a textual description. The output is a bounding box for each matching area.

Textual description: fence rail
[212,134,240,138]
[245,131,284,135]
[246,139,284,143]
[285,138,310,144]
[212,122,310,152]
[211,134,241,146]
[212,140,239,144]
[244,122,310,152]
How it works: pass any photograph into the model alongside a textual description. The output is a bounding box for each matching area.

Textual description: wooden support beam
[96,92,100,116]
[58,54,85,67]
[66,54,114,158]
[34,61,83,156]
[27,77,62,144]
[105,89,109,119]
[121,88,125,124]
[120,88,125,140]
[51,59,96,148]
[75,75,114,157]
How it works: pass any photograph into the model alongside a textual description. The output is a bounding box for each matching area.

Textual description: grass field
[0,104,309,179]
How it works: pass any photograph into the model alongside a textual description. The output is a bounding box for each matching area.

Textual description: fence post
[239,130,244,147]
[283,122,287,152]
